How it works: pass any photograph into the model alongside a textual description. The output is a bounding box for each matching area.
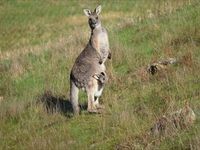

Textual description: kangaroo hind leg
[86,79,99,113]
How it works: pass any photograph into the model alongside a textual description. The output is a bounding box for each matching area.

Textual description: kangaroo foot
[87,108,102,114]
[95,104,105,110]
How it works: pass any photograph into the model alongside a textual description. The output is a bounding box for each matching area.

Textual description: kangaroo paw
[108,52,112,59]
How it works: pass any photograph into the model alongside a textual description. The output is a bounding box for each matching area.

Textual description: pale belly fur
[97,32,109,62]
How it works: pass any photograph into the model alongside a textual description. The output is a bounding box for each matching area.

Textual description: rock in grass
[151,101,196,136]
[171,101,196,129]
[147,58,177,75]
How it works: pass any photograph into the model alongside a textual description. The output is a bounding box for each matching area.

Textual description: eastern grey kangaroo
[70,5,111,115]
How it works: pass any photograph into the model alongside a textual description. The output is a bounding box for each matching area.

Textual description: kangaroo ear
[95,5,102,15]
[83,9,91,17]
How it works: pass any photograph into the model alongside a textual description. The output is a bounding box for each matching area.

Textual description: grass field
[0,0,200,149]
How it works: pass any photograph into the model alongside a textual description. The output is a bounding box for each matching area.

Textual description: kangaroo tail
[70,80,80,115]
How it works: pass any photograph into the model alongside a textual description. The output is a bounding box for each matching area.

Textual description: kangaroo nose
[89,18,96,24]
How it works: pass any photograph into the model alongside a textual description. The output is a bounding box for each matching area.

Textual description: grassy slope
[0,0,200,149]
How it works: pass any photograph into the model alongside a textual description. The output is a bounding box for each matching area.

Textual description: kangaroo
[70,5,111,115]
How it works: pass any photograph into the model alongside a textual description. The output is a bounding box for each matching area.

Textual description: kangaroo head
[83,5,102,30]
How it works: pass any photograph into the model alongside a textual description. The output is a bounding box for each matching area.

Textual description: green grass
[0,0,200,149]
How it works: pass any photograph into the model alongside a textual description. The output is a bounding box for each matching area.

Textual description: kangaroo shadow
[39,90,87,117]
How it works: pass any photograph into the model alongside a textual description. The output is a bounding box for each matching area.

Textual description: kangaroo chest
[91,29,109,61]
